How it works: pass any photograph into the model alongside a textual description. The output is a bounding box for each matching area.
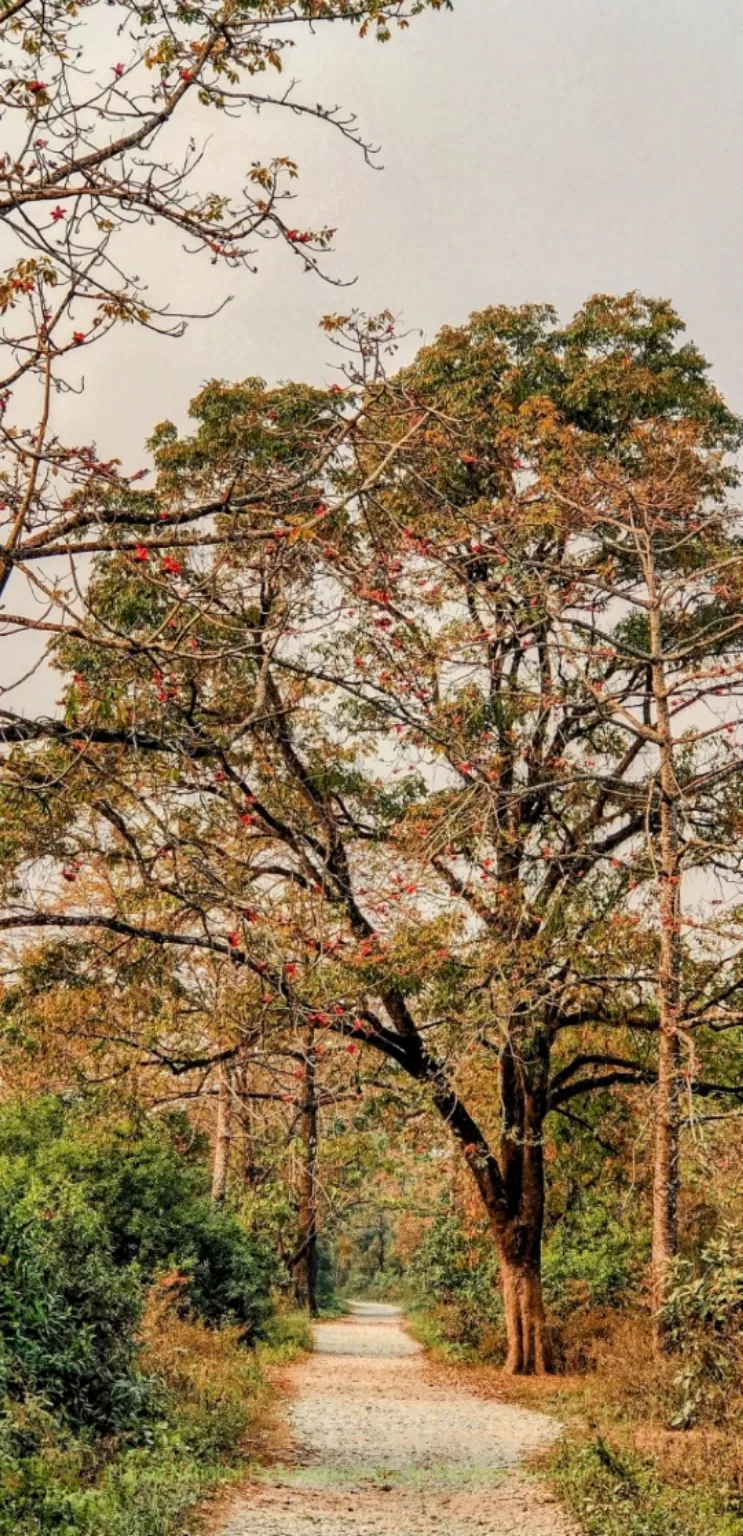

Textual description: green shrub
[0,1097,278,1339]
[0,1166,146,1433]
[661,1230,743,1428]
[551,1435,742,1536]
[543,1198,647,1316]
[406,1200,503,1355]
[0,1095,283,1532]
[258,1309,314,1363]
[0,1397,230,1536]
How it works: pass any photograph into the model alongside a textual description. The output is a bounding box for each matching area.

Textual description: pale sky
[59,0,743,467]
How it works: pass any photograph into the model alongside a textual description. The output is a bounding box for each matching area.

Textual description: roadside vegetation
[0,1095,311,1535]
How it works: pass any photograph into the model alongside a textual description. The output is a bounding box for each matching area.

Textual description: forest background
[1,3,743,1536]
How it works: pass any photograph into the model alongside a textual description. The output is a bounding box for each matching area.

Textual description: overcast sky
[9,0,742,716]
[62,0,743,467]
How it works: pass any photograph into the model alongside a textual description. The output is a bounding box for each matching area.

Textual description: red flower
[346,1043,359,1056]
[51,206,66,222]
[227,930,241,949]
[61,867,77,883]
[329,384,344,394]
[113,63,125,77]
[35,137,48,148]
[241,908,258,922]
[26,80,46,92]
[133,544,149,562]
[179,68,194,82]
[72,331,85,345]
[161,554,181,575]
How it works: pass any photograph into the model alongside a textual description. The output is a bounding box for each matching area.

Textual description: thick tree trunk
[393,995,552,1375]
[500,1255,550,1375]
[494,1038,551,1374]
[294,1025,319,1317]
[430,1037,551,1375]
[211,1066,233,1202]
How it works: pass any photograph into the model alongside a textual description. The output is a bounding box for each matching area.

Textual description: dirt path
[216,1303,577,1536]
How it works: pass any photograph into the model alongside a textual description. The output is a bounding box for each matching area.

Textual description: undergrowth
[551,1434,743,1536]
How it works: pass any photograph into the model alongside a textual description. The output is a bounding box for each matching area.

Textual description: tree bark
[211,1065,233,1202]
[427,1032,551,1375]
[500,1255,550,1375]
[647,553,683,1343]
[494,1037,551,1373]
[294,1024,319,1317]
[234,1064,258,1185]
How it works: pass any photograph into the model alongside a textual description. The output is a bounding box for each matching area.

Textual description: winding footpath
[216,1303,577,1536]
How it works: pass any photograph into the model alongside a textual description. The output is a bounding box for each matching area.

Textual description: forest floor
[211,1302,577,1536]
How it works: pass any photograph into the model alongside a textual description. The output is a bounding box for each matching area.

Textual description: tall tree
[4,297,743,1370]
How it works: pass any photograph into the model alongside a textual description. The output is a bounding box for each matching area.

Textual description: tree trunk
[294,1024,319,1317]
[234,1065,258,1185]
[211,1066,233,1202]
[500,1255,550,1375]
[429,1035,551,1375]
[494,1038,551,1374]
[647,565,683,1343]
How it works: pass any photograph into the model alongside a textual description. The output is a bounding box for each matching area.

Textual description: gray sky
[63,0,743,467]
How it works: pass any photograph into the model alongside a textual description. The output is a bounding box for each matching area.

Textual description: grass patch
[536,1308,743,1536]
[257,1308,314,1365]
[404,1303,504,1364]
[551,1434,743,1536]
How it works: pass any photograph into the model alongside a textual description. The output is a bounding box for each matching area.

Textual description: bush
[0,1394,232,1536]
[406,1200,503,1356]
[0,1092,282,1536]
[543,1197,647,1316]
[258,1309,314,1363]
[0,1165,146,1433]
[551,1435,742,1536]
[141,1285,267,1460]
[0,1097,278,1340]
[661,1230,743,1428]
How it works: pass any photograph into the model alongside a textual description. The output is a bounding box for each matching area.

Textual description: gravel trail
[217,1302,577,1536]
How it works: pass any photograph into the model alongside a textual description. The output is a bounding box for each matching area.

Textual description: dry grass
[140,1277,275,1462]
[415,1305,743,1531]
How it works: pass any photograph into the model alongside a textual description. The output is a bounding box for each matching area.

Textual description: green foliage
[257,1309,314,1364]
[0,1165,146,1433]
[405,1200,503,1356]
[0,1394,237,1536]
[551,1435,743,1536]
[0,1095,281,1533]
[0,1097,278,1345]
[661,1231,743,1428]
[543,1198,648,1315]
